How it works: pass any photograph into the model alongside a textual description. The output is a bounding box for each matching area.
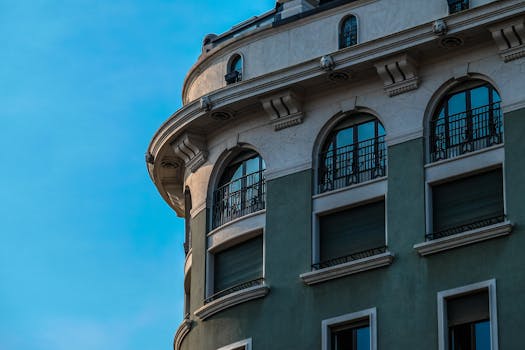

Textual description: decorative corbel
[171,133,208,173]
[260,90,304,131]
[488,17,525,63]
[374,53,420,97]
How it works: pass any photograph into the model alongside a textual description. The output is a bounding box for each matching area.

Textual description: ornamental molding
[374,53,419,97]
[413,221,513,256]
[488,17,525,62]
[260,90,304,131]
[149,2,524,157]
[163,180,184,216]
[171,133,208,173]
[194,284,270,321]
[173,317,192,350]
[300,251,395,285]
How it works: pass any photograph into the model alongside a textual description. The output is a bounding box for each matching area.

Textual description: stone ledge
[194,284,270,321]
[173,318,192,350]
[300,251,395,285]
[414,221,513,256]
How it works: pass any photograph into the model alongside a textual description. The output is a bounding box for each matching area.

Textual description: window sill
[194,284,270,321]
[300,251,394,285]
[174,317,192,350]
[413,221,512,256]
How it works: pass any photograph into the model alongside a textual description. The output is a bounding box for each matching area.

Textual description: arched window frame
[428,79,503,163]
[225,53,243,85]
[317,112,387,194]
[211,149,266,229]
[339,14,358,49]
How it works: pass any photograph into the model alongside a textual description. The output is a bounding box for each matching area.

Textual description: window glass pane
[336,127,354,148]
[377,122,385,137]
[231,57,242,73]
[356,326,370,350]
[357,121,375,142]
[475,321,490,350]
[470,86,489,109]
[492,89,501,103]
[245,156,260,175]
[448,91,467,115]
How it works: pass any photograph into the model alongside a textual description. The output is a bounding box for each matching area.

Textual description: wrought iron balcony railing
[205,277,265,304]
[448,0,469,14]
[430,102,503,163]
[212,170,266,229]
[318,136,386,193]
[312,246,387,270]
[426,214,505,241]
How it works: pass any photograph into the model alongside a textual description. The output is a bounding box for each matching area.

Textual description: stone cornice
[413,221,513,256]
[194,284,270,321]
[300,251,395,285]
[173,317,192,350]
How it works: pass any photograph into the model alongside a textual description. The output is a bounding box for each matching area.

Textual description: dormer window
[339,15,358,49]
[225,54,243,85]
[448,0,469,14]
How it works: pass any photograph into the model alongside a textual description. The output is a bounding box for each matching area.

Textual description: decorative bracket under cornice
[488,17,525,63]
[260,90,304,131]
[171,133,208,173]
[374,54,420,97]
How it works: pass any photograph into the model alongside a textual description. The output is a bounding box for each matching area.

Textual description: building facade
[146,1,525,349]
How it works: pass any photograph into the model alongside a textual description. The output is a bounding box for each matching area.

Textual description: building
[145,0,525,349]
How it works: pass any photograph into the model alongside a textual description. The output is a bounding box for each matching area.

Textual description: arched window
[318,114,386,193]
[225,54,243,85]
[429,81,502,163]
[339,15,357,49]
[212,151,266,228]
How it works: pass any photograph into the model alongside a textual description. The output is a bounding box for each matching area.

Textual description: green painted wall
[180,110,525,349]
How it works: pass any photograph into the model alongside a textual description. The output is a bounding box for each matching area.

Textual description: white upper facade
[183,0,497,103]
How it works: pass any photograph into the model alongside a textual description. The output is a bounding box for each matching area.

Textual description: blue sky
[0,1,274,349]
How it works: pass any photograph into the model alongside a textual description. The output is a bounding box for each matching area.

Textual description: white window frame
[217,338,252,350]
[414,146,512,256]
[322,307,377,350]
[437,279,498,350]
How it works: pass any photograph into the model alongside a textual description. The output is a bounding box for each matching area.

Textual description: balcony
[318,135,386,193]
[426,215,506,241]
[430,102,503,163]
[212,170,266,229]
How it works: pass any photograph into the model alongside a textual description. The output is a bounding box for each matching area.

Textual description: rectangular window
[448,0,469,14]
[318,200,385,267]
[213,235,263,296]
[430,169,504,239]
[438,280,497,350]
[322,308,377,350]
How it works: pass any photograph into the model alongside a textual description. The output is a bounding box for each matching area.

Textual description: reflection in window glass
[475,321,490,350]
[430,82,503,162]
[318,116,387,193]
